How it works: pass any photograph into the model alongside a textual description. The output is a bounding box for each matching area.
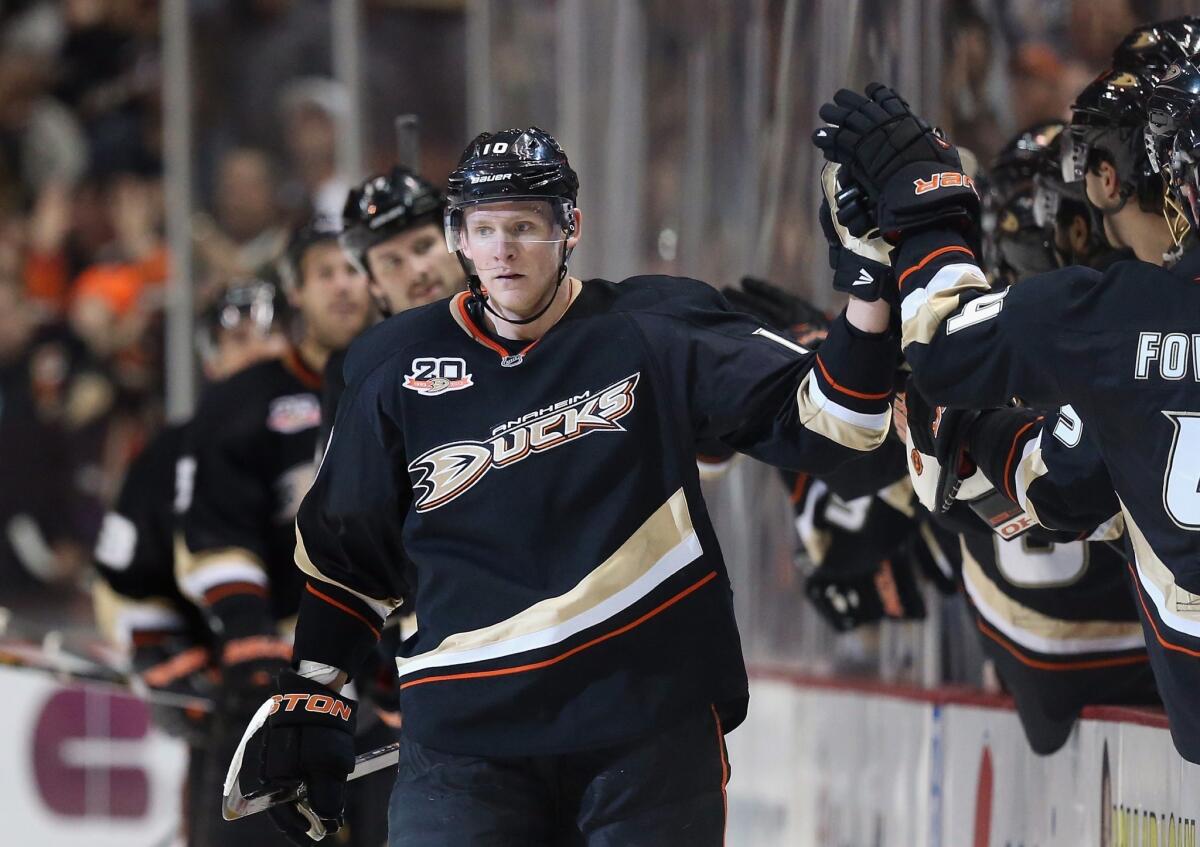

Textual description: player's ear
[566,208,582,250]
[1098,160,1120,202]
[1068,214,1089,254]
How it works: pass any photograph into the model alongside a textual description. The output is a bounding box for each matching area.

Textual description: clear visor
[445,198,573,272]
[1031,179,1060,228]
[1060,127,1092,184]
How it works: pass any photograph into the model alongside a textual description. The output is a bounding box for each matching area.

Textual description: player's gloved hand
[903,378,982,514]
[131,635,215,744]
[209,589,293,715]
[260,669,358,845]
[819,163,896,305]
[721,276,831,348]
[805,551,925,631]
[813,83,979,242]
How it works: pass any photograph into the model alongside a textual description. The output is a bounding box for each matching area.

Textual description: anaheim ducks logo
[409,373,640,512]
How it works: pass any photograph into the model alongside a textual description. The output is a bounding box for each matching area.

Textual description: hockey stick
[395,113,420,173]
[0,634,214,711]
[223,734,399,821]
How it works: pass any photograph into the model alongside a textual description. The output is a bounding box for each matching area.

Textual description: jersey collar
[282,345,324,391]
[448,279,583,364]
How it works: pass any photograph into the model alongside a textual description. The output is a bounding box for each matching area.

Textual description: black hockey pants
[387,706,731,846]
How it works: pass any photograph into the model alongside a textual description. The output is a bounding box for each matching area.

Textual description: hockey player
[1060,65,1175,264]
[340,166,467,318]
[180,218,372,846]
[92,277,289,843]
[318,167,469,453]
[812,58,1200,760]
[236,126,897,846]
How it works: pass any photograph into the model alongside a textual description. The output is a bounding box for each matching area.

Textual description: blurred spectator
[0,272,112,598]
[0,35,87,208]
[278,76,350,219]
[194,0,332,154]
[55,0,162,176]
[193,146,289,290]
[941,2,1003,162]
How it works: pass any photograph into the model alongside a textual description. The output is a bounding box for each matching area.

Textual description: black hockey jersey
[93,423,208,646]
[968,404,1122,539]
[293,276,897,755]
[895,232,1200,758]
[179,349,323,624]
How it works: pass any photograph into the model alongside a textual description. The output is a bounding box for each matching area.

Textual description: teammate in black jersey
[813,49,1200,761]
[181,218,372,846]
[230,126,897,846]
[317,167,469,454]
[92,277,290,844]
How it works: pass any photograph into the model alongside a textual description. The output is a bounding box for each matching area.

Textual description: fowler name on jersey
[409,373,640,512]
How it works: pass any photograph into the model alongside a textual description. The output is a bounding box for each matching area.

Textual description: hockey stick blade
[222,741,400,821]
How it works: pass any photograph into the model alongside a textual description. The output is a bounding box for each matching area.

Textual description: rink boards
[1,662,1198,846]
[728,668,1199,847]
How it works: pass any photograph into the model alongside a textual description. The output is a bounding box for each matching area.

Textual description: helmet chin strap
[462,238,575,327]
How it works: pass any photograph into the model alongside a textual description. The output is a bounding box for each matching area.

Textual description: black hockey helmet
[1032,130,1113,266]
[340,167,443,278]
[444,126,580,324]
[990,120,1066,203]
[1146,57,1200,243]
[280,214,344,290]
[197,276,286,360]
[1063,66,1164,213]
[1112,17,1200,72]
[992,188,1060,284]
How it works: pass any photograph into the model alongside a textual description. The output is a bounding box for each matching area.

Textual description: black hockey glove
[209,589,293,716]
[819,163,897,305]
[260,669,358,845]
[813,83,979,242]
[903,378,981,515]
[805,552,926,632]
[721,276,830,348]
[131,636,215,745]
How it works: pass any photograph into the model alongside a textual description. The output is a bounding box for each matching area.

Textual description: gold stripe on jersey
[294,524,403,621]
[92,581,185,647]
[175,542,268,604]
[1123,503,1200,639]
[961,546,1145,655]
[900,263,990,348]
[1012,434,1050,527]
[393,487,702,679]
[795,371,892,452]
[878,476,917,518]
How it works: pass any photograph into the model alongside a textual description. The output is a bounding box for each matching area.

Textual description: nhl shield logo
[404,357,474,396]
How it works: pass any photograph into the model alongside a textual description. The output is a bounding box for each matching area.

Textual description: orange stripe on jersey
[896,245,976,290]
[1128,563,1200,659]
[1001,417,1044,502]
[283,346,324,391]
[204,582,269,604]
[400,571,719,690]
[815,355,891,401]
[711,703,730,846]
[789,472,810,505]
[307,582,382,640]
[976,618,1148,672]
